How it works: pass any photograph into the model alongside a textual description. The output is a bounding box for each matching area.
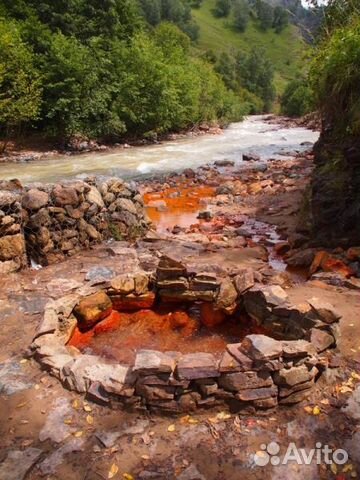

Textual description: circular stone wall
[31,255,341,414]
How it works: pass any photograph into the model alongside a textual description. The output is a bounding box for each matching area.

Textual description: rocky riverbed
[0,147,360,479]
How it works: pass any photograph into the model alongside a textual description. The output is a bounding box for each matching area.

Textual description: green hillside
[192,0,306,94]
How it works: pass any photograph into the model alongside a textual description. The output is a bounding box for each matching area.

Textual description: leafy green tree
[281,79,313,117]
[235,48,275,111]
[233,0,250,32]
[273,6,288,33]
[139,0,162,26]
[215,53,237,90]
[41,34,117,138]
[213,0,232,18]
[0,20,42,149]
[255,0,274,31]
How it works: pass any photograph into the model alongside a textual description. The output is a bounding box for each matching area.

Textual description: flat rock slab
[39,397,73,443]
[0,360,34,395]
[308,297,341,324]
[39,438,84,475]
[218,370,273,392]
[241,335,283,360]
[176,353,219,380]
[96,420,150,448]
[85,266,116,284]
[0,448,43,480]
[134,350,175,374]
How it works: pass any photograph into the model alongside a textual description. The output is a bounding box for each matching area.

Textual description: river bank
[0,136,360,478]
[0,124,224,165]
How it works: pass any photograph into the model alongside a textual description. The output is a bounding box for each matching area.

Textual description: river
[0,116,319,184]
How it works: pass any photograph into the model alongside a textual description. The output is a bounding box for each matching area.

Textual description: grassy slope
[192,0,306,95]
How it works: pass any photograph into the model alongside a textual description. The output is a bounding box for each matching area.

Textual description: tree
[235,47,275,111]
[233,0,250,32]
[281,79,313,117]
[273,6,288,33]
[255,0,274,31]
[0,20,42,149]
[138,0,162,26]
[213,0,232,18]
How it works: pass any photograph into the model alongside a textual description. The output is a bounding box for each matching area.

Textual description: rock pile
[0,177,149,269]
[0,189,27,274]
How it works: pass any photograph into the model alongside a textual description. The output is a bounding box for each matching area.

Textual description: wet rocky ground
[1,150,360,480]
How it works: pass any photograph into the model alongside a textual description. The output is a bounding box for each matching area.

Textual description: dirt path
[1,153,360,480]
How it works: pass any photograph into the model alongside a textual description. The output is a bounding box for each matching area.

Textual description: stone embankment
[32,253,341,414]
[0,177,149,273]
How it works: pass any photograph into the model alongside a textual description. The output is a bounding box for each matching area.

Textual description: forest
[0,0,286,145]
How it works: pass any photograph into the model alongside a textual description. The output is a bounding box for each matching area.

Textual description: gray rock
[39,438,84,475]
[233,269,255,295]
[0,360,34,395]
[110,274,135,294]
[218,370,273,392]
[219,350,248,373]
[310,328,335,352]
[215,277,238,311]
[0,448,43,480]
[85,266,116,283]
[307,297,341,324]
[281,340,316,358]
[39,398,73,443]
[134,350,175,375]
[274,365,317,387]
[96,420,150,448]
[236,385,278,401]
[86,186,105,208]
[241,335,283,360]
[22,188,49,210]
[176,353,219,380]
[177,464,207,480]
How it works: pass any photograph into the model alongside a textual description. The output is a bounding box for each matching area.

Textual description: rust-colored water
[143,185,215,233]
[69,305,262,364]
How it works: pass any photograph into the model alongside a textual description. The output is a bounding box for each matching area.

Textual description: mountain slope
[192,0,306,93]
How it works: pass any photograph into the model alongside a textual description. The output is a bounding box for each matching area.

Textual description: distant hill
[192,0,306,94]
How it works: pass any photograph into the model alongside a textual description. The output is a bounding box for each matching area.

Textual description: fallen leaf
[167,424,176,432]
[208,417,218,424]
[19,359,28,364]
[304,406,313,414]
[320,399,330,405]
[123,474,134,480]
[72,400,80,409]
[188,418,199,425]
[343,464,354,473]
[351,372,360,381]
[141,455,150,460]
[83,404,92,412]
[217,411,231,421]
[74,431,83,438]
[312,406,321,415]
[330,463,338,475]
[16,402,28,409]
[86,415,94,425]
[108,463,119,479]
[339,386,353,394]
[64,418,73,425]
